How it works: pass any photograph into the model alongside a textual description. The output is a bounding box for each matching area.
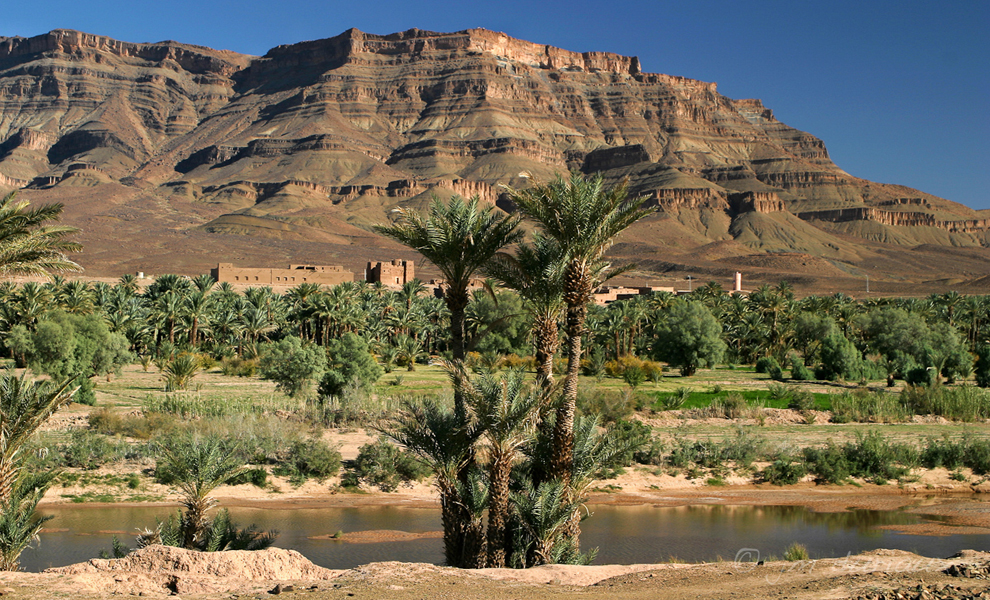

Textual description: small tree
[816,333,862,381]
[652,300,726,376]
[319,333,382,397]
[259,337,326,397]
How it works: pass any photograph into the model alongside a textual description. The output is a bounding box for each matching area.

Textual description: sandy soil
[0,546,987,599]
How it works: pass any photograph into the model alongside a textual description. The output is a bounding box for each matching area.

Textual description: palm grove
[2,177,990,568]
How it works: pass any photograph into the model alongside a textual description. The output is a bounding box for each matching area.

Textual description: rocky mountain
[0,27,987,293]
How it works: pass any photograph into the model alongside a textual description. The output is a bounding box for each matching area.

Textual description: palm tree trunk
[533,314,558,388]
[486,452,512,568]
[551,302,585,487]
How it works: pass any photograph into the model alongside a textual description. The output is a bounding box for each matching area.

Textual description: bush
[220,357,258,377]
[708,393,748,419]
[789,353,813,381]
[816,333,862,381]
[921,437,966,470]
[759,460,806,485]
[651,301,726,376]
[755,357,779,375]
[657,387,691,411]
[577,389,638,423]
[320,333,383,397]
[609,420,654,467]
[844,431,917,482]
[259,337,327,397]
[830,390,910,423]
[348,439,430,491]
[284,439,341,481]
[783,542,809,561]
[802,443,850,484]
[901,384,990,422]
[976,345,990,388]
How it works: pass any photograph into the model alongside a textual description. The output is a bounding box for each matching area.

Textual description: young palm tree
[506,172,648,484]
[0,374,75,570]
[0,375,76,502]
[385,398,483,567]
[464,369,539,567]
[485,233,566,388]
[0,192,82,277]
[157,437,245,549]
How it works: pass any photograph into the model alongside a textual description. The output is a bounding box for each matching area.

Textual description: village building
[366,259,415,287]
[593,285,675,305]
[210,263,354,286]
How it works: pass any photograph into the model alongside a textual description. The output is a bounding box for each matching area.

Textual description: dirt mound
[45,545,341,596]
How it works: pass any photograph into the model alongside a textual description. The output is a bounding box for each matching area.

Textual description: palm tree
[464,369,539,567]
[0,374,76,503]
[157,438,245,549]
[506,172,648,484]
[0,192,82,277]
[375,197,520,359]
[486,233,566,387]
[385,398,483,567]
[375,195,521,418]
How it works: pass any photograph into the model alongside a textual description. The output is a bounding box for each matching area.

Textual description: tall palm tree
[0,192,82,277]
[374,195,521,417]
[486,232,566,387]
[506,173,648,484]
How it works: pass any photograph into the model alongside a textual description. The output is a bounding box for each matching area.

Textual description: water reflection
[18,502,989,573]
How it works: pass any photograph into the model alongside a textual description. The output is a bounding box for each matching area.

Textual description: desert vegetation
[3,179,990,570]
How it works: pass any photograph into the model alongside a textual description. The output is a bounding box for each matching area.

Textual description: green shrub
[657,387,690,411]
[348,439,429,491]
[830,390,910,423]
[921,437,966,470]
[61,430,127,469]
[759,460,806,485]
[802,443,850,484]
[220,357,258,377]
[783,542,809,561]
[843,431,917,482]
[901,385,990,422]
[227,468,269,488]
[609,420,653,467]
[755,356,779,375]
[259,337,327,397]
[975,345,990,388]
[789,353,814,381]
[577,389,638,423]
[284,439,341,481]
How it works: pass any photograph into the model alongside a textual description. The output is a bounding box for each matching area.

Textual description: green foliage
[163,354,201,392]
[900,384,990,421]
[259,337,326,397]
[657,387,690,411]
[347,439,429,491]
[0,471,57,570]
[844,431,918,482]
[759,459,806,485]
[755,356,779,375]
[8,311,132,382]
[816,333,862,381]
[783,542,809,561]
[975,345,990,388]
[319,333,383,397]
[137,508,276,552]
[789,353,814,381]
[281,439,342,482]
[829,390,910,423]
[802,443,851,484]
[652,300,726,376]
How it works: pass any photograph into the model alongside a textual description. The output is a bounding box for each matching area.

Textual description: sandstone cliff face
[0,27,986,283]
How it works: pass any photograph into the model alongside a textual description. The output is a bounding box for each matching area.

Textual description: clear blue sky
[3,1,988,208]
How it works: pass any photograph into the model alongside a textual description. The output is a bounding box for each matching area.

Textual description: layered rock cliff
[0,27,986,288]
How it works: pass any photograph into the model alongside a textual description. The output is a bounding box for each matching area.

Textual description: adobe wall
[210,263,353,286]
[366,259,415,286]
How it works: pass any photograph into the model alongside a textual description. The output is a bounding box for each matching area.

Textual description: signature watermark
[733,548,946,584]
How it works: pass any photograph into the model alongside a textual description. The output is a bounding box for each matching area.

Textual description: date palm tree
[485,233,566,388]
[506,172,648,484]
[156,437,245,549]
[464,369,539,567]
[375,195,521,418]
[0,192,81,277]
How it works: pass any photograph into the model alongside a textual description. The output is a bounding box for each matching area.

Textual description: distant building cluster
[209,261,746,304]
